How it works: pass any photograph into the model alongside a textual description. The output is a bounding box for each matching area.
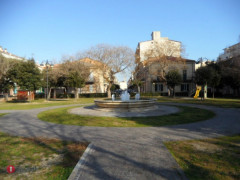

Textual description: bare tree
[135,40,186,94]
[42,59,90,99]
[42,67,64,99]
[142,41,185,81]
[80,44,134,98]
[60,60,90,99]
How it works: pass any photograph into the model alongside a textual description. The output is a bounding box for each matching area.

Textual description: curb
[68,143,94,180]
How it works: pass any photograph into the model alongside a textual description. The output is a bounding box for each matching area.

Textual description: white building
[195,59,213,70]
[0,46,24,60]
[136,31,181,62]
[218,42,240,61]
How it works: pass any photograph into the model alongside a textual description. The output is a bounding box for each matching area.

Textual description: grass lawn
[0,98,95,110]
[165,135,240,180]
[156,97,240,108]
[0,132,88,180]
[38,105,215,127]
[1,97,239,110]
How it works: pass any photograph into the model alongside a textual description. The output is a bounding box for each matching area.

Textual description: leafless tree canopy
[77,44,134,97]
[60,60,90,80]
[135,40,186,82]
[82,44,134,74]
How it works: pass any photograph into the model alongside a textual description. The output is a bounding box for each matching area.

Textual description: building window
[155,83,163,92]
[89,85,93,93]
[183,70,187,81]
[89,72,94,81]
[181,84,189,92]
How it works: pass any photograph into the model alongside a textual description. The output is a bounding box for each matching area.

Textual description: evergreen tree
[166,70,182,97]
[6,59,41,91]
[64,71,85,99]
[195,63,221,98]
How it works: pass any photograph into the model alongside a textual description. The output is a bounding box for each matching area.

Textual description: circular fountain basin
[94,98,156,108]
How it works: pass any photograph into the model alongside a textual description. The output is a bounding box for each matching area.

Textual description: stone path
[0,103,240,180]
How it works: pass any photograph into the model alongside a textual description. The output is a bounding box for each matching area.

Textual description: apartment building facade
[134,32,195,96]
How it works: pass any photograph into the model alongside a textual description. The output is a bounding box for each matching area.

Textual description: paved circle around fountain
[69,105,180,117]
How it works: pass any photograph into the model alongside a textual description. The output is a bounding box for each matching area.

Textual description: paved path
[0,103,240,180]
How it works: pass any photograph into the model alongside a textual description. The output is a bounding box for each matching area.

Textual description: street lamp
[40,60,53,101]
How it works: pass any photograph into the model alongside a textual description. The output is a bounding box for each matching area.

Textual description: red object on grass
[7,165,15,173]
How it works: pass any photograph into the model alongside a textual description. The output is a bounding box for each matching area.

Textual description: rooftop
[0,46,24,60]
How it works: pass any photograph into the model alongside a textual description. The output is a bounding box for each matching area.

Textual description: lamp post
[40,60,53,101]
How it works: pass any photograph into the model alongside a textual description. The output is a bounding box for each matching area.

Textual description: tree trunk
[204,84,207,99]
[137,85,141,94]
[212,87,215,99]
[4,93,8,101]
[168,87,171,96]
[48,88,51,100]
[75,87,79,99]
[53,88,56,99]
[173,86,175,98]
[107,83,112,98]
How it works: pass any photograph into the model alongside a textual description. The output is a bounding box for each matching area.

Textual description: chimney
[152,31,161,40]
[4,48,7,53]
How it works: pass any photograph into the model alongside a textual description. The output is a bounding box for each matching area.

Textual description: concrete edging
[68,143,94,180]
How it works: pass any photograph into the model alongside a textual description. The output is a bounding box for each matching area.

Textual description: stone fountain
[69,90,179,117]
[94,90,156,108]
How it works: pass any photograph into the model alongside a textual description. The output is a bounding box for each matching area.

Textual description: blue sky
[0,0,239,80]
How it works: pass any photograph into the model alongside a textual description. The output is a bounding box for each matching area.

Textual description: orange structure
[17,91,35,101]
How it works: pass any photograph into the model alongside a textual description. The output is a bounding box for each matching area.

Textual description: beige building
[134,32,195,96]
[78,58,109,94]
[136,31,181,62]
[38,58,110,97]
[135,58,195,95]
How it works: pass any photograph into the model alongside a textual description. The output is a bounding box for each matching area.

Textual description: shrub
[79,93,107,98]
[35,93,45,99]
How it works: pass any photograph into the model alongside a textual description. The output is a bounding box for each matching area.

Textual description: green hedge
[141,92,168,97]
[79,93,107,98]
[35,93,45,99]
[175,92,189,96]
[36,93,107,99]
[141,92,189,97]
[56,94,70,98]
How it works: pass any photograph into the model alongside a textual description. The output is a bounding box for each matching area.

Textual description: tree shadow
[6,100,30,103]
[48,99,69,102]
[1,103,239,179]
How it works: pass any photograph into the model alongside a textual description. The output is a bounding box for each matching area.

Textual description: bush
[141,92,168,97]
[79,93,107,98]
[129,92,136,97]
[141,92,191,97]
[55,93,75,98]
[175,92,189,96]
[56,94,68,98]
[35,93,45,99]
